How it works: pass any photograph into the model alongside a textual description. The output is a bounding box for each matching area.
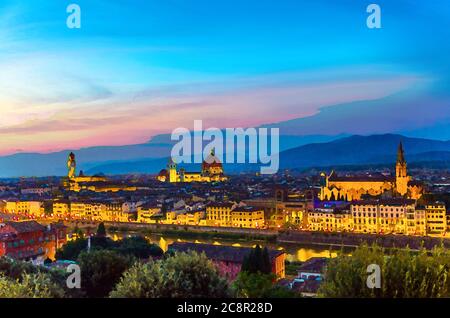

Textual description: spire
[397,141,405,164]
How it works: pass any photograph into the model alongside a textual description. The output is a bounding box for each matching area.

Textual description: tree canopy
[78,249,133,298]
[110,251,231,298]
[319,244,450,298]
[241,245,272,274]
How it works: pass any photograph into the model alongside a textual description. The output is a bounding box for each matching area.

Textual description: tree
[0,272,64,298]
[55,238,88,261]
[319,244,450,298]
[78,250,132,298]
[96,222,107,237]
[241,245,272,274]
[116,236,164,259]
[72,225,84,239]
[110,251,231,298]
[55,235,162,261]
[232,271,297,298]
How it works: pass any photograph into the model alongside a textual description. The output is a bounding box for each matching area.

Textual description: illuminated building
[307,208,352,232]
[64,201,136,222]
[407,206,427,236]
[320,142,424,201]
[231,206,265,228]
[351,199,416,234]
[425,202,447,235]
[244,188,314,228]
[166,209,206,225]
[0,220,67,262]
[206,202,236,227]
[137,203,161,223]
[157,149,228,183]
[63,152,107,191]
[5,201,44,217]
[52,200,70,219]
[63,152,143,192]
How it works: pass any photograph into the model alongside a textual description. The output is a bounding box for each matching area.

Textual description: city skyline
[0,0,449,156]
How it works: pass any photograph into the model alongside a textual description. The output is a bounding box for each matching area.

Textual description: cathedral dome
[202,149,223,171]
[158,169,168,176]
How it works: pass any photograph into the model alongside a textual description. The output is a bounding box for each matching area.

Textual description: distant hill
[85,134,450,175]
[279,134,450,169]
[0,134,341,177]
[1,133,449,177]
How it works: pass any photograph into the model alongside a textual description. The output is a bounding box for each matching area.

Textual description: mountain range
[76,134,450,176]
[0,134,449,178]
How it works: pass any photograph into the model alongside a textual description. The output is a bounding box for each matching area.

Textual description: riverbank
[278,230,450,250]
[65,220,450,251]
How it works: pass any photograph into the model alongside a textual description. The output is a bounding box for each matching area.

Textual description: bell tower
[67,152,76,179]
[168,158,178,183]
[395,142,409,195]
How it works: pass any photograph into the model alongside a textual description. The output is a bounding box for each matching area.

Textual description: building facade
[320,143,424,201]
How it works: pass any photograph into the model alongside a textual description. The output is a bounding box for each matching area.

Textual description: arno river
[110,232,352,262]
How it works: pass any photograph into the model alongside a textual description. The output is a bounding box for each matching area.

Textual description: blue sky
[0,0,449,154]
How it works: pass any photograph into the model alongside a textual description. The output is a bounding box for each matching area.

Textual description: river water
[111,232,351,262]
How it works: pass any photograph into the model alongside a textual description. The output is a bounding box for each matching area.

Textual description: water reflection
[144,234,349,262]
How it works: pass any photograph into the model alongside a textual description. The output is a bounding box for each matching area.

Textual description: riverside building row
[1,198,448,235]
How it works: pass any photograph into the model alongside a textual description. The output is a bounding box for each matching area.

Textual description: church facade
[157,149,228,183]
[320,142,423,201]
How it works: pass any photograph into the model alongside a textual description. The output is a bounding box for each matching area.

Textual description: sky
[0,0,449,155]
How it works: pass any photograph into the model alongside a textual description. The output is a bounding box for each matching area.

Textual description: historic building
[63,152,107,191]
[64,152,139,192]
[157,149,228,183]
[320,142,424,201]
[0,220,67,262]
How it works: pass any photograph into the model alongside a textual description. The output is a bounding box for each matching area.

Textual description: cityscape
[0,0,450,307]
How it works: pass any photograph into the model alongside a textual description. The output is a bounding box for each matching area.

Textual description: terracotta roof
[352,198,416,206]
[207,202,235,208]
[4,220,46,233]
[329,174,395,182]
[298,257,327,274]
[169,242,284,263]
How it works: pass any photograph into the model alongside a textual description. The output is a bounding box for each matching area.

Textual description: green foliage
[285,260,302,276]
[0,257,81,298]
[55,235,163,261]
[116,236,164,259]
[110,251,231,298]
[241,245,272,274]
[96,222,107,237]
[232,272,297,298]
[77,249,132,298]
[319,244,450,298]
[55,238,88,261]
[0,272,64,298]
[72,225,84,239]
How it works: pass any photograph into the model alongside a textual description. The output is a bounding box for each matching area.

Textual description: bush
[110,251,231,298]
[78,250,133,298]
[0,272,65,298]
[319,243,450,298]
[232,272,297,298]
